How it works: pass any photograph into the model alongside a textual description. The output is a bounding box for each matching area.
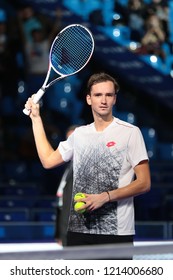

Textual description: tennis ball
[74,193,86,214]
[74,201,86,214]
[74,192,86,201]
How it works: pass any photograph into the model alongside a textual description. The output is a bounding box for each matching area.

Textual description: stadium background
[0,0,173,244]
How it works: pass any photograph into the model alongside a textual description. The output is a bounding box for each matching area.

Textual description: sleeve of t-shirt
[127,126,149,168]
[58,133,74,162]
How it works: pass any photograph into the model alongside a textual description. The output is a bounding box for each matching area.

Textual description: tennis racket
[23,23,94,115]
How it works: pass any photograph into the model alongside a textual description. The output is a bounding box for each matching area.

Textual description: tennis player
[25,72,151,248]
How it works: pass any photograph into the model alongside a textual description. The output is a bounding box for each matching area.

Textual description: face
[86,81,116,118]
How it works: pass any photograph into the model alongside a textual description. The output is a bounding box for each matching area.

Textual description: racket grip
[23,88,45,115]
[23,108,31,115]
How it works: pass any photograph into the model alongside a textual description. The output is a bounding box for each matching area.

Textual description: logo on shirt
[106,141,116,147]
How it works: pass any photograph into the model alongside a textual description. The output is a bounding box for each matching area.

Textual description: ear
[86,94,91,105]
[113,94,117,105]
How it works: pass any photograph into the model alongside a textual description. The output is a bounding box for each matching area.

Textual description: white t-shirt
[58,118,148,236]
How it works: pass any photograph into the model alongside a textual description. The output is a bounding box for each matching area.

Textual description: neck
[94,115,114,131]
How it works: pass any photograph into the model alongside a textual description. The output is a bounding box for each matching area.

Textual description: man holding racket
[25,72,151,248]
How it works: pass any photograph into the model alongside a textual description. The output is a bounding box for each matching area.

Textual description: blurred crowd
[0,1,66,162]
[89,0,169,61]
[0,0,172,163]
[116,0,169,61]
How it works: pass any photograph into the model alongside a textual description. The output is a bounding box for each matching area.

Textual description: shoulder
[74,123,94,134]
[113,117,138,130]
[113,117,142,138]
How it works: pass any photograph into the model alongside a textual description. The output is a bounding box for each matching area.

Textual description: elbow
[143,179,151,194]
[42,163,51,169]
[41,158,61,169]
[41,160,53,169]
[145,184,151,194]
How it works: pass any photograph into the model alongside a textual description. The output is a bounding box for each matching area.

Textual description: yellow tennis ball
[74,193,86,214]
[74,192,86,201]
[74,201,86,214]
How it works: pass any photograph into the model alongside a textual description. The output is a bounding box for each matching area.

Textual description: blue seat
[4,185,41,196]
[157,142,173,160]
[3,161,29,182]
[163,195,173,220]
[46,84,75,117]
[139,55,169,75]
[117,0,128,6]
[33,209,56,222]
[135,187,165,220]
[64,0,101,20]
[35,197,57,208]
[0,209,29,222]
[101,25,131,46]
[0,96,15,116]
[141,127,157,159]
[116,111,136,124]
[30,161,44,181]
[0,197,36,208]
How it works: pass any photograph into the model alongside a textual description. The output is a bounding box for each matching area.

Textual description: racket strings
[50,25,94,75]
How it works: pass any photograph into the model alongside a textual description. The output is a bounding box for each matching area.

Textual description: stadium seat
[3,161,29,182]
[163,195,173,220]
[3,185,41,196]
[139,55,169,75]
[141,127,157,159]
[116,111,136,124]
[117,0,128,6]
[0,197,36,208]
[157,142,173,160]
[0,209,29,222]
[30,161,44,182]
[0,96,16,116]
[101,25,131,46]
[135,187,166,221]
[32,209,56,222]
[35,197,57,208]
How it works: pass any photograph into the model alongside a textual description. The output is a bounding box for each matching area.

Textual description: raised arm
[25,96,64,169]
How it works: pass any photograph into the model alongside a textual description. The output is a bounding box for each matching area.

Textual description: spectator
[145,0,169,41]
[0,8,19,98]
[127,0,147,42]
[19,5,64,96]
[135,14,166,61]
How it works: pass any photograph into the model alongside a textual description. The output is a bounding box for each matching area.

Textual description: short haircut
[86,72,120,96]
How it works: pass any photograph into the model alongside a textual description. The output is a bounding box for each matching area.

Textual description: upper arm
[42,147,65,169]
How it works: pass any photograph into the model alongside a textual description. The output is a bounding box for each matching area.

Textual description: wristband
[106,191,111,202]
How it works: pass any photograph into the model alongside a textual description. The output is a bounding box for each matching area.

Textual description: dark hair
[86,72,120,96]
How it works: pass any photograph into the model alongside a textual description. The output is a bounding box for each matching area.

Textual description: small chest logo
[106,141,116,147]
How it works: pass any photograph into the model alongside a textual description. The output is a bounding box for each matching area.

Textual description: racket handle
[23,107,31,115]
[23,88,45,115]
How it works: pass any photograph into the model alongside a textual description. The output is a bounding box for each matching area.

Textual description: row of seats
[0,184,173,223]
[0,161,64,188]
[0,162,44,183]
[135,187,173,221]
[0,195,56,208]
[0,78,84,125]
[0,208,56,222]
